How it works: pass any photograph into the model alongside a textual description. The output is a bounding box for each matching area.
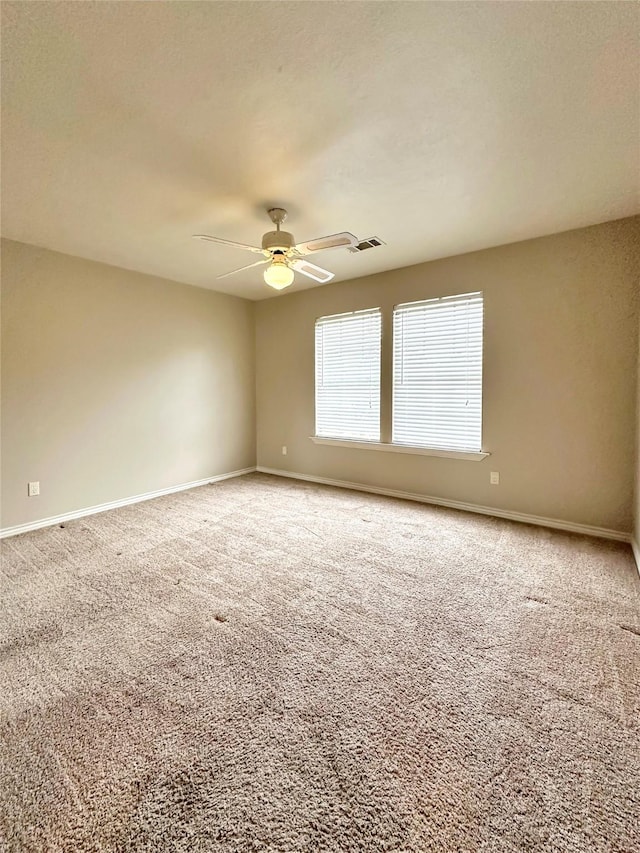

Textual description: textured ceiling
[1,1,638,300]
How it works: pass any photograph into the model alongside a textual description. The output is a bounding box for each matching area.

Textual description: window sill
[310,437,489,461]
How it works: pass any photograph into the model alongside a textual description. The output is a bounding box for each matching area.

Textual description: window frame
[391,291,484,454]
[314,307,382,443]
[311,293,488,462]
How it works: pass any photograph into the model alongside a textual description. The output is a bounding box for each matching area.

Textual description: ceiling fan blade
[193,234,264,254]
[217,259,268,279]
[291,259,335,283]
[294,232,358,255]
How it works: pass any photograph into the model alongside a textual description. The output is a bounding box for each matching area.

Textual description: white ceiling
[2,2,638,301]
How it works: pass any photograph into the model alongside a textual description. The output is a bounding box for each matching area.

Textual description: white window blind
[393,292,483,452]
[315,308,381,441]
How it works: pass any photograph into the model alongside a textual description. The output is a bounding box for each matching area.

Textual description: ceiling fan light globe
[264,263,294,290]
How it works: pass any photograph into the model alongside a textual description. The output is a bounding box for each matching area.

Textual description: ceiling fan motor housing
[262,230,295,253]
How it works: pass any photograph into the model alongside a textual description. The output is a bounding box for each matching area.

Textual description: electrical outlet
[28,481,40,497]
[490,471,500,485]
[282,446,287,455]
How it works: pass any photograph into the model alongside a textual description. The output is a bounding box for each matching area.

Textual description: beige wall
[256,217,639,534]
[1,239,255,530]
[3,218,638,536]
[635,304,640,548]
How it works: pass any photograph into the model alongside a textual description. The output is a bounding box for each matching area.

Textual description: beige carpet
[1,473,639,852]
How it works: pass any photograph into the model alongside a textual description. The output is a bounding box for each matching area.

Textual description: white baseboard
[631,539,640,577]
[257,466,631,544]
[0,467,257,539]
[3,464,632,551]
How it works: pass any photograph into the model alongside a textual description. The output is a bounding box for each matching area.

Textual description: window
[315,308,381,441]
[393,292,483,452]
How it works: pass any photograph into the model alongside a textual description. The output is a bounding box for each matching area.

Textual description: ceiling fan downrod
[267,208,288,231]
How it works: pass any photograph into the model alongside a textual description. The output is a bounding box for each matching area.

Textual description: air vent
[348,237,385,253]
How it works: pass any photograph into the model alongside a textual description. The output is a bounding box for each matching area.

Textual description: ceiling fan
[193,208,358,291]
